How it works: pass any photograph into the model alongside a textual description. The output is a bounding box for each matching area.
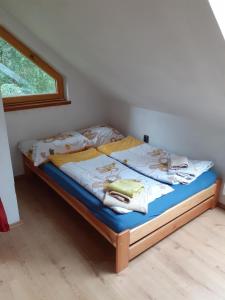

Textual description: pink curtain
[0,199,9,232]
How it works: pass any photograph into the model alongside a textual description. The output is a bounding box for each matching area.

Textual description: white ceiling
[1,0,225,126]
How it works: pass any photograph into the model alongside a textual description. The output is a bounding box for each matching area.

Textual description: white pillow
[19,131,91,166]
[18,139,38,161]
[79,125,124,147]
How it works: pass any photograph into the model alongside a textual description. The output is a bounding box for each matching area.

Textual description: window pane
[0,38,56,98]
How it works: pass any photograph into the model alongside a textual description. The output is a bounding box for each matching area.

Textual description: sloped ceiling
[1,0,225,126]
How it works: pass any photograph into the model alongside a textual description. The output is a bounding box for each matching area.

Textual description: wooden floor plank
[0,177,225,300]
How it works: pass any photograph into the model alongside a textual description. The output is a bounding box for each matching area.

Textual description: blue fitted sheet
[41,163,217,233]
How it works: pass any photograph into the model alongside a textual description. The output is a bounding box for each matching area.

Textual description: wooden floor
[1,177,225,300]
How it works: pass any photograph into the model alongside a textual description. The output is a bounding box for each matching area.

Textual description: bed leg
[211,179,222,209]
[115,230,130,273]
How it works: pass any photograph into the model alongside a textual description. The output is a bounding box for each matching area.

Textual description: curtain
[0,199,9,232]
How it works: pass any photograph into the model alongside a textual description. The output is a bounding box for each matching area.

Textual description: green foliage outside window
[0,38,56,98]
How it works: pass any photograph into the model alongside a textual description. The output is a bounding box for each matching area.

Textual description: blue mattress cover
[41,163,217,233]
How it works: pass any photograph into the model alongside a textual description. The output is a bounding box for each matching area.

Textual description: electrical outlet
[143,135,149,143]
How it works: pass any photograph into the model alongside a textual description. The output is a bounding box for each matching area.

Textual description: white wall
[0,8,108,175]
[108,101,225,203]
[0,99,19,224]
[2,0,225,130]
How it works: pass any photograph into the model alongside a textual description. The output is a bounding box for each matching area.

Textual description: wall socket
[143,135,149,143]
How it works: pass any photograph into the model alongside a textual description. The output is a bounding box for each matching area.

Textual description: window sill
[4,99,71,112]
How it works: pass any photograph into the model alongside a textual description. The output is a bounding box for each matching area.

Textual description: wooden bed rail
[129,196,214,260]
[23,155,118,247]
[129,183,218,244]
[128,179,221,264]
[22,155,221,273]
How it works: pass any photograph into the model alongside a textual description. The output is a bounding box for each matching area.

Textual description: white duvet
[105,143,213,185]
[58,154,174,214]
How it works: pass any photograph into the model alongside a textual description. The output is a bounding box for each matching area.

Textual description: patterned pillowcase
[20,131,91,166]
[78,125,124,147]
[18,139,38,160]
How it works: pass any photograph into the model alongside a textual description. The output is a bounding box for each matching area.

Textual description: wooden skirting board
[218,202,225,210]
[10,220,23,229]
[22,155,221,273]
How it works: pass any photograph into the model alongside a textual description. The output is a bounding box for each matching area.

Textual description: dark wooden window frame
[0,25,71,112]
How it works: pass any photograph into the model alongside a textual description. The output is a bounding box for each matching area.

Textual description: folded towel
[168,170,195,184]
[169,154,189,170]
[105,179,144,198]
[108,191,131,203]
[168,160,213,184]
[103,191,148,214]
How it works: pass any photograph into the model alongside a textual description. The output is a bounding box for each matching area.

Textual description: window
[0,26,70,111]
[208,1,225,40]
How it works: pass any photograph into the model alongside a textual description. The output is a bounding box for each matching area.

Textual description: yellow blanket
[105,179,144,198]
[49,148,101,167]
[98,136,143,155]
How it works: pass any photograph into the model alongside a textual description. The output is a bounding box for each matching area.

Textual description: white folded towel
[169,154,189,170]
[167,170,195,184]
[168,160,213,184]
[103,191,148,214]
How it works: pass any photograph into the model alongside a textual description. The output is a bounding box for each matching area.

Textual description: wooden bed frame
[23,155,221,273]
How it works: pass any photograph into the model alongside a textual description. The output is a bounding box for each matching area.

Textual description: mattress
[41,163,217,233]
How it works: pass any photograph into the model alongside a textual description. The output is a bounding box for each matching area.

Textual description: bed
[23,154,221,273]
